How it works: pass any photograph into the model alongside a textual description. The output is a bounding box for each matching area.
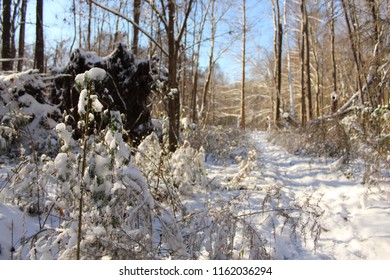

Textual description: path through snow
[254,132,390,259]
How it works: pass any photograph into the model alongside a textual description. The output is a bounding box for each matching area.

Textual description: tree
[240,0,247,130]
[200,0,217,125]
[271,0,283,126]
[132,0,141,55]
[34,0,45,73]
[303,1,312,120]
[341,0,364,104]
[2,0,13,71]
[300,0,306,125]
[17,0,28,72]
[166,0,194,151]
[199,0,234,126]
[283,0,295,119]
[190,0,211,123]
[144,0,194,150]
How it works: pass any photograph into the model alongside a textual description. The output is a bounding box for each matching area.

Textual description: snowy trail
[248,131,390,259]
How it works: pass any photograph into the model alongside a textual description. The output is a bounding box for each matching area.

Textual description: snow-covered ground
[257,135,390,260]
[1,131,389,260]
[202,131,390,259]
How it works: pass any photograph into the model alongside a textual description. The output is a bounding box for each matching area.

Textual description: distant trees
[1,0,389,135]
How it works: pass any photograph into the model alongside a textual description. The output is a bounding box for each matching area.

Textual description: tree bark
[200,0,216,126]
[300,0,306,125]
[272,0,283,127]
[34,0,45,73]
[132,0,141,55]
[167,0,194,151]
[303,3,312,120]
[240,0,247,130]
[87,0,92,50]
[2,0,13,71]
[17,0,28,72]
[283,0,295,119]
[330,0,337,93]
[341,0,364,104]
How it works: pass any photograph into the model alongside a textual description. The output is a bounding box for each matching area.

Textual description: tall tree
[190,0,210,123]
[132,0,141,55]
[2,0,13,71]
[303,1,312,120]
[200,0,216,125]
[34,0,45,72]
[300,0,307,125]
[87,0,92,50]
[17,0,28,72]
[166,0,194,151]
[271,0,283,126]
[341,0,364,104]
[240,0,247,129]
[330,0,337,94]
[283,0,295,119]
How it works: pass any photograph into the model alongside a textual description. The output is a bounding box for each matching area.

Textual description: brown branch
[88,0,168,57]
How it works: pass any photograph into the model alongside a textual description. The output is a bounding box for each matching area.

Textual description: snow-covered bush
[182,125,254,164]
[231,149,257,187]
[136,130,207,201]
[9,69,188,260]
[180,197,271,260]
[0,70,60,156]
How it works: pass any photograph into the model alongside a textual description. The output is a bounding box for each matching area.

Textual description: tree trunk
[283,0,295,119]
[240,0,247,130]
[341,0,364,104]
[132,0,141,55]
[87,0,92,51]
[200,0,216,125]
[167,0,179,151]
[2,0,13,71]
[34,0,45,73]
[272,0,283,127]
[303,3,312,120]
[300,0,306,125]
[330,0,337,93]
[190,0,210,123]
[17,0,28,72]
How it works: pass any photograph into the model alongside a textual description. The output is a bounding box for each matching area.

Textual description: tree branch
[177,0,195,44]
[88,0,168,57]
[144,0,169,32]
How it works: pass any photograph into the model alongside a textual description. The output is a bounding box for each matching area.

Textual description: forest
[0,0,389,260]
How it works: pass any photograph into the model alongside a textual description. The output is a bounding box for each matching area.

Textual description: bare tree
[2,0,13,71]
[300,0,307,125]
[303,1,312,120]
[341,0,364,104]
[132,0,141,55]
[200,0,216,125]
[240,0,247,129]
[190,0,211,123]
[34,0,44,73]
[271,0,283,126]
[166,0,194,151]
[87,0,92,50]
[283,0,295,119]
[17,0,28,72]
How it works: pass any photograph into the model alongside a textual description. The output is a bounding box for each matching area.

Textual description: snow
[0,202,40,260]
[77,89,88,115]
[0,131,389,259]
[85,67,107,82]
[200,131,390,259]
